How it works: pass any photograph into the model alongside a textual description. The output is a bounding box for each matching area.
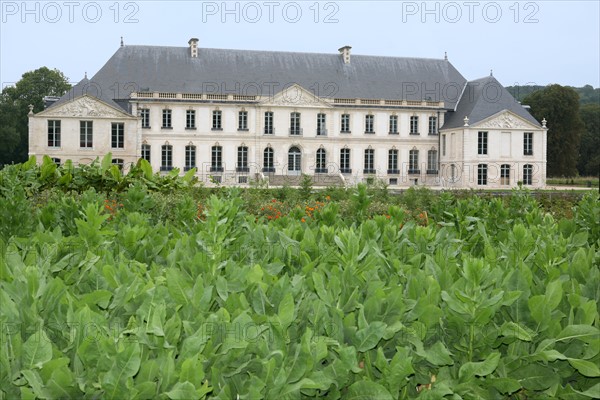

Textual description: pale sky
[1,1,599,90]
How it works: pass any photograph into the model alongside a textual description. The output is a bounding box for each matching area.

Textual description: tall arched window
[263,147,274,173]
[316,148,327,173]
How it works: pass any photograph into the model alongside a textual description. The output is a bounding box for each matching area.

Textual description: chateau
[29,38,547,188]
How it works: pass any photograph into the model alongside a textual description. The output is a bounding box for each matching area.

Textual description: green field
[546,177,599,188]
[1,156,599,399]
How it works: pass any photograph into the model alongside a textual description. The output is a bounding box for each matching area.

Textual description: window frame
[428,116,438,135]
[111,122,125,149]
[162,109,172,129]
[316,148,328,173]
[363,148,375,174]
[186,110,196,129]
[477,163,488,185]
[410,116,419,135]
[264,111,274,134]
[238,111,248,131]
[211,145,223,172]
[263,147,275,173]
[140,108,150,129]
[365,114,375,134]
[237,146,249,172]
[478,131,488,155]
[185,145,196,171]
[47,120,61,148]
[524,132,533,156]
[341,113,351,133]
[212,110,222,131]
[388,149,399,174]
[80,120,93,148]
[160,144,173,171]
[389,115,398,134]
[340,148,351,173]
[408,149,420,174]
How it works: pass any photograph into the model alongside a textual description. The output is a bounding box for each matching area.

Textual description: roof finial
[542,118,547,128]
[84,71,87,79]
[120,36,124,47]
[444,51,448,61]
[490,69,493,76]
[28,104,34,115]
[463,116,469,127]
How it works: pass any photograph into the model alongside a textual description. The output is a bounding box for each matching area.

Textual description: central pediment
[474,110,541,130]
[260,84,332,108]
[36,95,135,119]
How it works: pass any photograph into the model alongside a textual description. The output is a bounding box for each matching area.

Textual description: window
[237,146,249,172]
[80,121,93,148]
[161,145,173,171]
[288,147,302,172]
[442,134,446,156]
[478,131,488,155]
[162,109,172,128]
[389,178,398,185]
[212,110,222,130]
[340,148,351,173]
[427,150,438,174]
[290,112,301,135]
[264,112,274,134]
[341,114,351,133]
[317,113,327,136]
[389,115,398,134]
[365,115,374,134]
[409,149,419,174]
[211,145,223,172]
[410,116,419,135]
[186,110,196,129]
[263,147,274,172]
[238,176,248,184]
[47,120,61,147]
[478,164,488,185]
[524,132,533,155]
[112,158,124,170]
[141,144,151,163]
[51,157,61,166]
[185,145,196,171]
[523,164,533,185]
[238,111,248,131]
[364,148,375,174]
[500,164,510,185]
[140,108,150,128]
[111,123,124,149]
[428,116,438,135]
[450,164,457,182]
[316,148,327,173]
[388,149,399,174]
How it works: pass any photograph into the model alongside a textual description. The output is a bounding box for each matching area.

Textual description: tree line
[0,68,597,178]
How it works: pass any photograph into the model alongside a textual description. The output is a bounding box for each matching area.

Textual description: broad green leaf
[346,380,393,400]
[423,341,454,367]
[545,279,563,311]
[166,381,200,400]
[459,352,500,382]
[511,364,559,391]
[501,322,533,341]
[278,292,295,330]
[355,321,386,352]
[568,358,600,377]
[490,377,521,395]
[22,331,52,369]
[557,325,600,343]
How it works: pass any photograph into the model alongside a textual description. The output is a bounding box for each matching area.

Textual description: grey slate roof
[442,76,541,129]
[49,44,468,112]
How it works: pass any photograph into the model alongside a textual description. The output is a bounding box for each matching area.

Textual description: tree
[0,67,71,166]
[578,104,600,176]
[523,85,585,177]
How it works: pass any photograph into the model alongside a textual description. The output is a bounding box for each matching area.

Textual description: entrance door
[288,147,301,175]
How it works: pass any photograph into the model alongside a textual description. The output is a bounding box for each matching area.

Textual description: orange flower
[301,218,306,223]
[325,195,331,201]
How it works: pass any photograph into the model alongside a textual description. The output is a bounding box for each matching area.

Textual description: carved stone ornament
[478,113,530,129]
[265,86,331,108]
[44,97,129,118]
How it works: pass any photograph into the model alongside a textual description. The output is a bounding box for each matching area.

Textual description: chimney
[189,38,199,58]
[338,45,351,64]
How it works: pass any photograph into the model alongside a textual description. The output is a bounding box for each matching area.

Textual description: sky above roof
[1,1,599,90]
